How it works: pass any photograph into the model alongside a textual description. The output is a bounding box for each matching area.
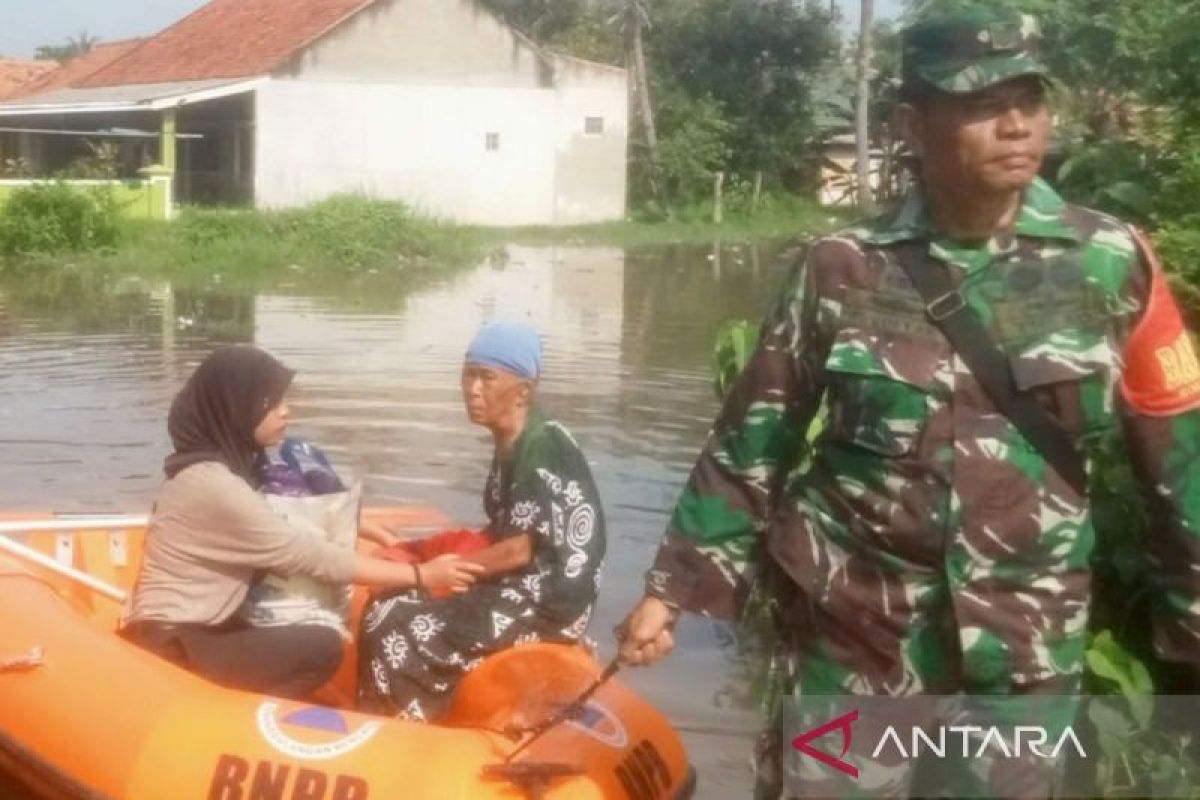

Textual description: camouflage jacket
[646,178,1200,693]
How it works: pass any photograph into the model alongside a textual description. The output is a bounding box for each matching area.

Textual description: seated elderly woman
[358,322,607,720]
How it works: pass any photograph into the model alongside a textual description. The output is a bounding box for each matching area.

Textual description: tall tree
[618,0,668,212]
[855,0,875,211]
[650,0,839,192]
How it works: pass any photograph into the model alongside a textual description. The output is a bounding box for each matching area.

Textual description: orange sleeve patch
[1120,229,1200,416]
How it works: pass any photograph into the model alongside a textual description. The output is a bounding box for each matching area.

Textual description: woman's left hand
[420,554,485,594]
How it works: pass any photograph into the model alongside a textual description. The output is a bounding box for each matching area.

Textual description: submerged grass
[139,197,489,289]
[497,194,847,247]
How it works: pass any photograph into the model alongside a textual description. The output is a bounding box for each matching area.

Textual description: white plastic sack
[239,482,362,637]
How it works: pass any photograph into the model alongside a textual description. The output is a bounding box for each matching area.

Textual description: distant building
[818,133,886,207]
[1,40,146,102]
[0,0,628,225]
[0,58,58,101]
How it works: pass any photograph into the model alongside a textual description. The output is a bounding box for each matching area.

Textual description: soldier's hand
[616,595,680,666]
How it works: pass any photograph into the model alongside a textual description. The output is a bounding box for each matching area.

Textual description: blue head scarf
[465,321,543,379]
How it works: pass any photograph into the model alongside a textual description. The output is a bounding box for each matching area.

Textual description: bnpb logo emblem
[257,702,383,761]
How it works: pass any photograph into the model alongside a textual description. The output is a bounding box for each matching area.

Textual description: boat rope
[503,658,621,763]
[0,646,44,673]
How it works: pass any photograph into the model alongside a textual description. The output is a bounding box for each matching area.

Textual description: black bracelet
[412,562,424,593]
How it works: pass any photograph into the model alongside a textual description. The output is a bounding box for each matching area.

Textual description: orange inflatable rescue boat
[0,508,695,800]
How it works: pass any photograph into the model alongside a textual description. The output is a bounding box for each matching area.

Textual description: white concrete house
[0,0,629,225]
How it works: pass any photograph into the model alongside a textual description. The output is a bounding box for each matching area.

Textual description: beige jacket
[122,461,357,626]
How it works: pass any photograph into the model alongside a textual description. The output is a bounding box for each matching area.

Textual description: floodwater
[0,239,803,798]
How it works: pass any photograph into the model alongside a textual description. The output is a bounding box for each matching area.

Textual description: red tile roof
[79,0,377,88]
[5,40,145,99]
[0,58,57,100]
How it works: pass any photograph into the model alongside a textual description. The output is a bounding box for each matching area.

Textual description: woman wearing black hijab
[121,345,480,699]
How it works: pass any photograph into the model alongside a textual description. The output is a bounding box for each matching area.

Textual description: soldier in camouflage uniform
[617,6,1200,795]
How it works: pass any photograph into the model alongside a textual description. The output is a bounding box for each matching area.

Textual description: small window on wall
[485,132,501,151]
[584,116,605,135]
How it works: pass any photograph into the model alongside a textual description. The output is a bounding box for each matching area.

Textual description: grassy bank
[1,194,492,292]
[0,187,845,295]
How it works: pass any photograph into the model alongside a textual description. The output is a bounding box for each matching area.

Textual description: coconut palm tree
[35,30,98,63]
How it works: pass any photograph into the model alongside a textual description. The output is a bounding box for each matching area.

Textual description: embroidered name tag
[840,287,937,338]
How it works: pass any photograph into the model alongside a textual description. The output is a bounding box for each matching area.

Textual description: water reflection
[0,240,800,798]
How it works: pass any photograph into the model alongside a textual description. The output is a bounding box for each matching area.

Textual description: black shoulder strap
[893,244,1089,496]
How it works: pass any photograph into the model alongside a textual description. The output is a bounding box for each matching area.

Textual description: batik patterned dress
[358,413,606,720]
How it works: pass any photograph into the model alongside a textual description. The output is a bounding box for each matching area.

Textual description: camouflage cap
[902,7,1049,95]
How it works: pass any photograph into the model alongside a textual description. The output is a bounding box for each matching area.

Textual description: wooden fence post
[713,171,725,224]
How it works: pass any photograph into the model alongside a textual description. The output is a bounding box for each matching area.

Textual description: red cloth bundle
[375,529,492,564]
[374,529,492,598]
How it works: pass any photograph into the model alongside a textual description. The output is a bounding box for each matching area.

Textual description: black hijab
[164,345,295,486]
